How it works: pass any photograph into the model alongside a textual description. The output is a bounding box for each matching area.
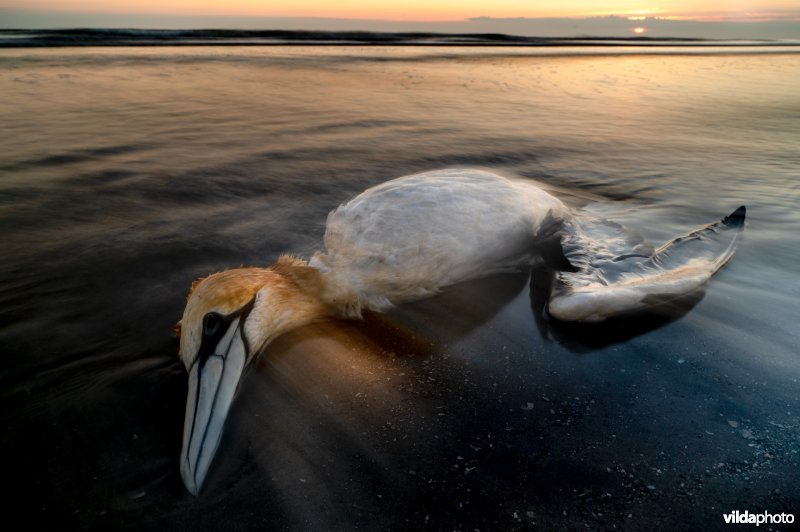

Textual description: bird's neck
[269,255,327,297]
[269,254,368,320]
[235,257,330,353]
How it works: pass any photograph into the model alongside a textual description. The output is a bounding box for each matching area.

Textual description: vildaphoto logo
[723,510,794,526]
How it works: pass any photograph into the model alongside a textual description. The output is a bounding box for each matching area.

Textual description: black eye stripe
[193,297,257,370]
[197,313,233,369]
[203,313,223,338]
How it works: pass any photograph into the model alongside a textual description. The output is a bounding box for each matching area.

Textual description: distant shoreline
[1,28,798,48]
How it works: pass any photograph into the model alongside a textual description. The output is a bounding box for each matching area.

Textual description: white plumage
[309,169,569,316]
[176,168,745,495]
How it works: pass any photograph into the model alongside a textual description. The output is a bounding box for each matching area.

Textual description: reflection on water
[1,46,799,529]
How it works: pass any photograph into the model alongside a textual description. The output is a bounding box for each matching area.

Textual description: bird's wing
[548,206,746,322]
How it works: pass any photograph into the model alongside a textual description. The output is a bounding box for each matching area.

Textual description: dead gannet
[176,168,745,494]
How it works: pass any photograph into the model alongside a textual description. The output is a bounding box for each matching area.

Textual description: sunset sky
[3,0,799,21]
[2,1,799,37]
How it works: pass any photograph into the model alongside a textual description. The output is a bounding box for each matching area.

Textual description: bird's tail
[547,206,746,322]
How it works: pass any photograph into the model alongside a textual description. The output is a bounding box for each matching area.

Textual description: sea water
[1,44,798,529]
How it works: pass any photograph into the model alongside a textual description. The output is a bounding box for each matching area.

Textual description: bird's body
[309,169,569,316]
[176,168,746,494]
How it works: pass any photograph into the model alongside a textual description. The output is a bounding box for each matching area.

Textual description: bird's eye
[203,312,222,338]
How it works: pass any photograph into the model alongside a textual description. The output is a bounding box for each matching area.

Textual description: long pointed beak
[180,317,248,495]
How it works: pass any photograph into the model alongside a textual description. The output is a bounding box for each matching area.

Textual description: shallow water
[1,45,798,530]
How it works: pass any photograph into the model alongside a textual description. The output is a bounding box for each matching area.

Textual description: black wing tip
[723,205,746,226]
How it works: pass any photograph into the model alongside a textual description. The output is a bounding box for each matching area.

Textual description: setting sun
[633,26,647,33]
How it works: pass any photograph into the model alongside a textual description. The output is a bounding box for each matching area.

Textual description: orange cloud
[3,0,799,22]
